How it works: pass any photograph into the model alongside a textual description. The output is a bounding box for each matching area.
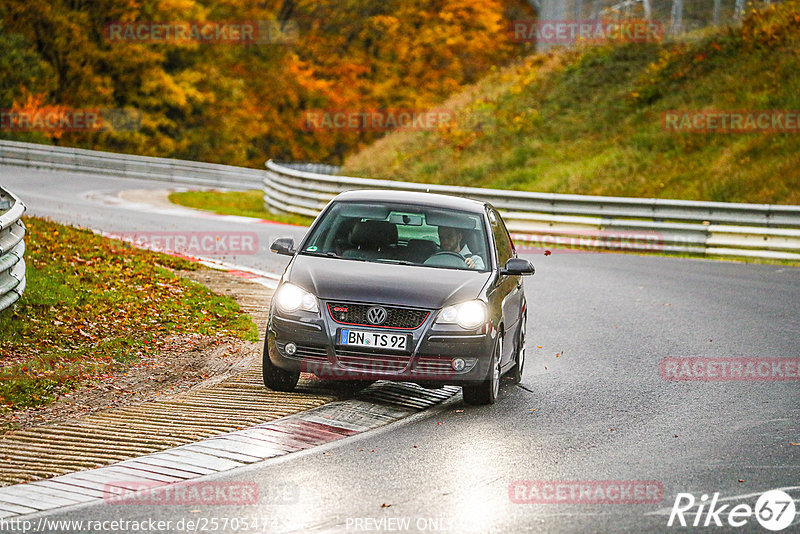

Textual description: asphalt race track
[1,165,799,533]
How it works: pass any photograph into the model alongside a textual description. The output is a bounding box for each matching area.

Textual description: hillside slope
[342,1,800,204]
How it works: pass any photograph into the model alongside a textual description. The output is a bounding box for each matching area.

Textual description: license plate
[338,329,408,351]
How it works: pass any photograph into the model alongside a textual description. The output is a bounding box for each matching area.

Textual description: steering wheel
[429,251,465,260]
[424,251,467,268]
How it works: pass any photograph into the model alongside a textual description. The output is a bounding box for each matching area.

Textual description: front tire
[508,314,526,385]
[262,340,300,392]
[463,338,501,405]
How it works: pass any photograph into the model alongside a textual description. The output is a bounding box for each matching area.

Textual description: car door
[487,207,523,368]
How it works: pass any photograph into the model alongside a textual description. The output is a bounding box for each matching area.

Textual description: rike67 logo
[668,489,796,531]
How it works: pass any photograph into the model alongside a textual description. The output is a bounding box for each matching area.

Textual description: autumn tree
[0,0,531,165]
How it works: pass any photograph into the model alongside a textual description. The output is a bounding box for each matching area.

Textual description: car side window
[489,207,514,267]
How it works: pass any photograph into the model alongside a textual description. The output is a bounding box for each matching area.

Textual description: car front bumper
[267,308,495,385]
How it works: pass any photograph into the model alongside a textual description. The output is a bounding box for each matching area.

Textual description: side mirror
[270,237,296,256]
[501,258,534,276]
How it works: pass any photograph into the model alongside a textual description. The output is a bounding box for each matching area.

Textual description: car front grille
[327,302,430,330]
[335,349,411,373]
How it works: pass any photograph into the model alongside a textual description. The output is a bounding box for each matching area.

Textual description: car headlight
[275,283,318,314]
[436,300,487,330]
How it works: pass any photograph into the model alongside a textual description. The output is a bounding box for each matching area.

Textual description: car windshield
[300,201,490,271]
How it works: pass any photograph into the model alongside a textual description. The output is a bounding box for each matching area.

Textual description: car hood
[287,255,491,309]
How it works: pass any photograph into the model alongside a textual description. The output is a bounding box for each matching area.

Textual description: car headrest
[336,218,359,240]
[407,239,437,254]
[463,229,486,255]
[349,220,398,248]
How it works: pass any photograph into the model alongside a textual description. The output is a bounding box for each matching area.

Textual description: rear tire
[462,339,501,406]
[262,342,300,392]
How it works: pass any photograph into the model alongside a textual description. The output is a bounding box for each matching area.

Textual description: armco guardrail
[0,140,263,189]
[1,140,797,261]
[0,187,26,313]
[264,160,800,261]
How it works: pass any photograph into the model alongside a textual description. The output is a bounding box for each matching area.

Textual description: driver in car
[437,226,485,270]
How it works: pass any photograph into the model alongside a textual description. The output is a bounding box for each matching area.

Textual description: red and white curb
[0,383,459,519]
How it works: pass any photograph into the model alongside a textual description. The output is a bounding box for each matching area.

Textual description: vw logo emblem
[366,306,388,325]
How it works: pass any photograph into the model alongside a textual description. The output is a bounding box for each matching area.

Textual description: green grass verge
[341,1,800,205]
[169,190,313,227]
[0,217,258,412]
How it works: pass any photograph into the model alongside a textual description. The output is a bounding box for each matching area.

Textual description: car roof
[331,190,488,214]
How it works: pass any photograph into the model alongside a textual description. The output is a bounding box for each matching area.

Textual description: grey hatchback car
[264,190,534,405]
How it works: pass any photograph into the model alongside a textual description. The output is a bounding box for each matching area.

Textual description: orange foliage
[0,0,531,165]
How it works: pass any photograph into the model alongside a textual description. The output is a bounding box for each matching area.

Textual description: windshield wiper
[301,250,369,262]
[375,259,416,266]
[301,250,340,258]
